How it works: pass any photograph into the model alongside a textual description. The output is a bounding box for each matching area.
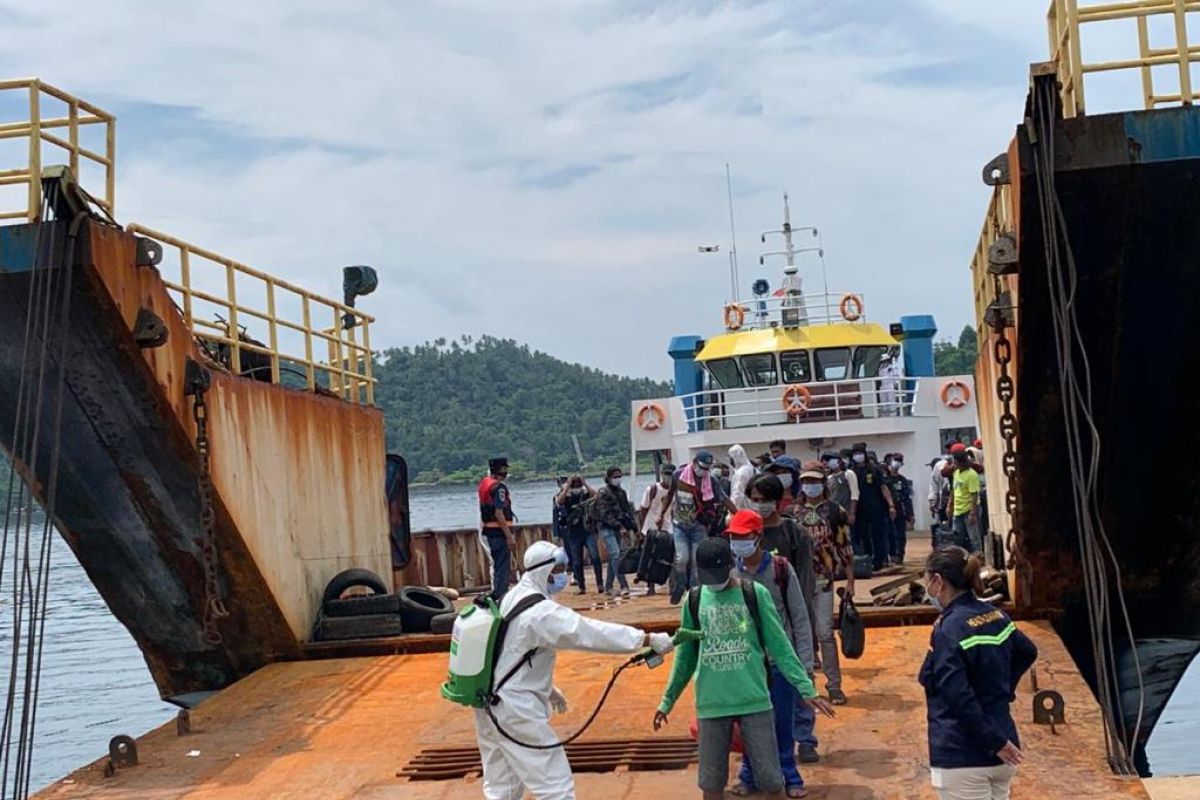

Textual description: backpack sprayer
[441,597,702,750]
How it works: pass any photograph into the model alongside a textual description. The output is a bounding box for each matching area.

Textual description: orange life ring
[723,304,746,331]
[940,380,971,409]
[839,293,864,322]
[636,402,666,431]
[782,385,813,418]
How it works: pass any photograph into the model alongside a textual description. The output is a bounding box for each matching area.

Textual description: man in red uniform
[479,456,516,601]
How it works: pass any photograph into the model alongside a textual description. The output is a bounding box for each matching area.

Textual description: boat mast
[725,163,740,302]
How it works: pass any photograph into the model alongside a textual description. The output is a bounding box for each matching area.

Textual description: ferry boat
[629,195,978,531]
[0,2,1198,797]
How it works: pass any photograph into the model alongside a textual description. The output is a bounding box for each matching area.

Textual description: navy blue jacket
[918,593,1037,768]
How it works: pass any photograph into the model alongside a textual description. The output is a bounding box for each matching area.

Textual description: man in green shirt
[947,444,981,553]
[652,537,834,800]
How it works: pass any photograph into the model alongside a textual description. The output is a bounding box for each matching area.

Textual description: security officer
[478,456,516,601]
[881,453,914,566]
[848,442,895,572]
[919,546,1038,800]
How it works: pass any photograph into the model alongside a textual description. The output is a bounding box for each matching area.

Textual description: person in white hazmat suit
[728,444,757,510]
[877,352,902,416]
[474,540,675,799]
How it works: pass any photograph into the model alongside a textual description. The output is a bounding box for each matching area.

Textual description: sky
[0,0,1164,379]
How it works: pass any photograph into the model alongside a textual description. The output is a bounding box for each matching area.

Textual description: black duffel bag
[838,588,865,659]
[618,544,643,575]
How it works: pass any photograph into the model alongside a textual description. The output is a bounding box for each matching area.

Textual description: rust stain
[33,621,1155,800]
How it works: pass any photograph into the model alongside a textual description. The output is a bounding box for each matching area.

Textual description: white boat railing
[722,291,869,331]
[674,377,923,432]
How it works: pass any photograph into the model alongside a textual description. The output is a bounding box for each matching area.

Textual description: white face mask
[609,477,622,487]
[730,539,758,558]
[750,500,776,517]
[778,474,794,490]
[824,460,840,471]
[890,460,902,469]
[548,572,569,594]
[800,483,825,499]
[695,463,711,474]
[852,453,866,465]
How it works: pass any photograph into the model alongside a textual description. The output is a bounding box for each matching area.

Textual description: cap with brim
[799,460,826,480]
[695,450,715,466]
[696,538,733,586]
[724,509,763,538]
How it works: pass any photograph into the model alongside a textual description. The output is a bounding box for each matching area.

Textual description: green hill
[374,335,672,483]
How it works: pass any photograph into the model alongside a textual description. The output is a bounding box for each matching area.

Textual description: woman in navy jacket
[919,546,1037,800]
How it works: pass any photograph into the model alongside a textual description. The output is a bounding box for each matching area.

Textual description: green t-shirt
[952,467,980,516]
[658,580,816,719]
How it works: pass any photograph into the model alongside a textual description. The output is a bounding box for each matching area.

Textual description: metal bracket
[108,735,138,768]
[176,709,191,736]
[183,358,211,397]
[983,293,1015,331]
[987,233,1019,275]
[1033,690,1066,728]
[135,236,163,267]
[982,152,1011,186]
[133,307,169,349]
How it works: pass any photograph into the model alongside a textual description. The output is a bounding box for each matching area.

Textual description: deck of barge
[34,620,1174,800]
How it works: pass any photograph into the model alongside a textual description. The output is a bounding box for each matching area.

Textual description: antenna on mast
[725,164,740,302]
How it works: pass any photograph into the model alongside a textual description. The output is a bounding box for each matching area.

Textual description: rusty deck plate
[399,737,697,780]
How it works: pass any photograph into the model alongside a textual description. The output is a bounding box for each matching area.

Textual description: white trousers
[930,765,1018,800]
[473,706,574,800]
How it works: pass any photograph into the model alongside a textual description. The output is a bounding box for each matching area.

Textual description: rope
[1029,78,1144,776]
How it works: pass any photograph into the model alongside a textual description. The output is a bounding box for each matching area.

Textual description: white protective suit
[728,444,757,510]
[472,540,654,800]
[878,355,901,416]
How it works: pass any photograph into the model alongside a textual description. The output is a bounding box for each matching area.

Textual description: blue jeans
[952,514,981,553]
[738,666,803,790]
[484,530,511,602]
[600,527,630,593]
[670,521,707,600]
[565,529,602,592]
[793,692,818,749]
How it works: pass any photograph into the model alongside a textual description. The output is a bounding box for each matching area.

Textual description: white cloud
[0,0,1060,378]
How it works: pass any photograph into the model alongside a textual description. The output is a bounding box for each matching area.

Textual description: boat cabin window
[852,345,889,378]
[814,347,850,381]
[706,358,744,389]
[780,350,811,383]
[741,353,778,387]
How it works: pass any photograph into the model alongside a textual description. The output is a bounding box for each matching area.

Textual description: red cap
[724,509,764,538]
[973,438,983,448]
[950,443,967,455]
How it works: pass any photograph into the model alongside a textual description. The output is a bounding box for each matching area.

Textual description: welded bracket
[183,358,211,397]
[135,236,163,267]
[133,307,168,349]
[982,152,1011,186]
[108,735,138,768]
[987,233,1019,275]
[1033,690,1066,730]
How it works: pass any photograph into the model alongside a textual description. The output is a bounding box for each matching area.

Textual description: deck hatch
[398,737,698,780]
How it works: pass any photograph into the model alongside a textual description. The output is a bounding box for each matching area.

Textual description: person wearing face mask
[555,474,601,595]
[848,443,895,572]
[728,445,757,510]
[765,455,801,513]
[725,508,817,797]
[795,462,855,706]
[594,466,636,598]
[920,546,1037,800]
[822,452,858,526]
[474,541,675,800]
[658,451,737,604]
[946,444,982,554]
[637,465,676,596]
[881,454,915,566]
[654,536,834,800]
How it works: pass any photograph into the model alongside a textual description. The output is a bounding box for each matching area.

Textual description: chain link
[991,275,1025,583]
[191,382,229,646]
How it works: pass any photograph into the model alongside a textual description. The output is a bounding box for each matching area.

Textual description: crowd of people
[473,438,1033,800]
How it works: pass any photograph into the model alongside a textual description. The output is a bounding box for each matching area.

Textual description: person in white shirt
[877,352,902,416]
[728,445,757,510]
[640,466,675,535]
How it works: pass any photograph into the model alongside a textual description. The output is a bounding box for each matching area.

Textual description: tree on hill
[373,335,672,483]
[934,325,978,377]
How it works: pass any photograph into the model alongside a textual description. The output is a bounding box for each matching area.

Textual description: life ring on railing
[839,293,864,322]
[636,402,667,431]
[782,385,813,418]
[723,303,746,331]
[940,380,971,409]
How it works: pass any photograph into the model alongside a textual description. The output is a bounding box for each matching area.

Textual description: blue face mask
[730,539,758,559]
[548,572,569,594]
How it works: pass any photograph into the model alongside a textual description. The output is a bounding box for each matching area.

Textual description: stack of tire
[311,568,457,641]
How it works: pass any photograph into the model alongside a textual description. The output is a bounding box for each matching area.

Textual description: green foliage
[934,325,978,377]
[373,335,672,483]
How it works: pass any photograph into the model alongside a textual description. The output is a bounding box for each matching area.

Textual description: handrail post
[266,281,280,385]
[226,262,241,374]
[27,81,40,221]
[67,98,79,178]
[362,319,374,405]
[1173,0,1194,106]
[179,249,193,328]
[302,295,315,391]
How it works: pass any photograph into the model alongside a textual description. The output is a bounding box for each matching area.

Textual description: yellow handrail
[127,224,376,405]
[0,78,116,222]
[1048,0,1200,117]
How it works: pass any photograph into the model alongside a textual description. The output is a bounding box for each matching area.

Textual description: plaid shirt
[795,499,853,584]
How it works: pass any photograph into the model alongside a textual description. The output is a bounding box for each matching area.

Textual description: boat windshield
[742,353,778,386]
[852,345,888,378]
[781,350,811,383]
[707,358,744,389]
[814,347,850,381]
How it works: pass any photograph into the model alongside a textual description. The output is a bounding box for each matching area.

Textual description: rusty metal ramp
[399,737,697,781]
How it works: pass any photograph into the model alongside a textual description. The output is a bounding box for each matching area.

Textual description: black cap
[488,457,509,473]
[852,442,867,453]
[696,538,733,586]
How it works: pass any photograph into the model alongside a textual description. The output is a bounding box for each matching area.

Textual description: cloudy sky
[0,1,1152,379]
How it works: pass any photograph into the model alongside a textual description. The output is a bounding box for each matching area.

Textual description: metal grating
[398,737,698,781]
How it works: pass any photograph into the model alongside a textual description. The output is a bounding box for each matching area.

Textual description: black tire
[312,612,404,642]
[398,586,455,633]
[321,568,389,605]
[429,612,458,635]
[323,593,402,618]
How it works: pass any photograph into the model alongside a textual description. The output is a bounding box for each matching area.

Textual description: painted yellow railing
[0,78,116,222]
[127,224,376,405]
[1049,0,1200,116]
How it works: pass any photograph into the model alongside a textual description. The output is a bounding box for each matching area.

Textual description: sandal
[728,783,755,797]
[786,786,808,798]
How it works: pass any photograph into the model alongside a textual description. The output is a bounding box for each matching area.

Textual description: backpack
[582,495,600,535]
[687,581,771,682]
[441,593,545,708]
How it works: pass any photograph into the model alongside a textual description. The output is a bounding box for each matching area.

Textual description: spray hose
[483,628,703,750]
